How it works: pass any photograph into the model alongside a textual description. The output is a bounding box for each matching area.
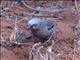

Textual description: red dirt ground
[1,1,80,60]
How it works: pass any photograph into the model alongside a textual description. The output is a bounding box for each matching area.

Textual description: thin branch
[20,1,79,13]
[75,0,80,19]
[1,35,14,49]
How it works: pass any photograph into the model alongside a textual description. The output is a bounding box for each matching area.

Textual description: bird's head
[28,18,42,30]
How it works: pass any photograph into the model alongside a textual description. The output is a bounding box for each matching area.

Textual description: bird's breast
[32,28,51,39]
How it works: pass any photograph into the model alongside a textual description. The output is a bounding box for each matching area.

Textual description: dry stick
[20,1,79,13]
[10,16,25,45]
[16,12,62,19]
[29,43,41,60]
[9,15,33,45]
[29,42,52,60]
[1,1,16,14]
[75,0,80,18]
[1,35,14,49]
[10,15,22,44]
[74,0,80,58]
[1,10,15,48]
[1,36,6,46]
[20,1,57,13]
[34,47,44,60]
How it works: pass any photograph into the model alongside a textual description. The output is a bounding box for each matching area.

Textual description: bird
[28,18,55,43]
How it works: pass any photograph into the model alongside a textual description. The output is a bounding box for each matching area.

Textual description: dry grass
[1,0,80,60]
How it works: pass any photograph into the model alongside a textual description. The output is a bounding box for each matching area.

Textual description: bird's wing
[46,20,54,30]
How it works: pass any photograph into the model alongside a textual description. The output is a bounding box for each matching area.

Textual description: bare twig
[20,1,80,13]
[29,43,42,60]
[74,0,80,56]
[1,35,14,49]
[10,14,21,44]
[75,0,80,18]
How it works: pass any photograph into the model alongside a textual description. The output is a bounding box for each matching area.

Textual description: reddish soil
[1,1,80,60]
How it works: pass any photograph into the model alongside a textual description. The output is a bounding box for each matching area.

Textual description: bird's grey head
[28,18,42,30]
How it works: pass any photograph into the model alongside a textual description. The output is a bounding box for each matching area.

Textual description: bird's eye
[48,25,54,30]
